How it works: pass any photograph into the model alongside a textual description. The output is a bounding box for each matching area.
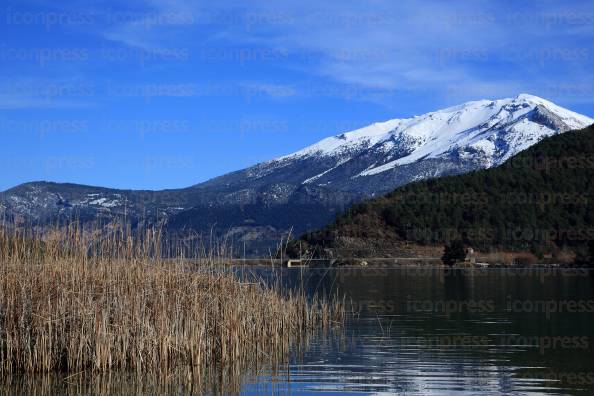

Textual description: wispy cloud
[91,0,592,105]
[10,0,594,106]
[100,0,202,49]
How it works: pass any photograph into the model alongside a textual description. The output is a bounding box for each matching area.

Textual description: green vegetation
[291,125,594,258]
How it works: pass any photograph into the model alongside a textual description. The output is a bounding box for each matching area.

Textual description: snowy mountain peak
[516,93,543,101]
[271,95,592,182]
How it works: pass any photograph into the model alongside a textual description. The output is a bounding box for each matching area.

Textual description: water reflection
[242,267,594,395]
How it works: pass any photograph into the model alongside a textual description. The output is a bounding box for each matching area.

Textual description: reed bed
[0,225,345,380]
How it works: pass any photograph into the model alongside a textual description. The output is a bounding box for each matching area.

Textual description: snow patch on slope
[279,119,404,160]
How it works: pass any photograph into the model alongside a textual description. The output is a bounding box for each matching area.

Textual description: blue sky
[1,0,593,191]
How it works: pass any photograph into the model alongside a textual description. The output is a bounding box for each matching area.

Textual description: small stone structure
[464,247,476,265]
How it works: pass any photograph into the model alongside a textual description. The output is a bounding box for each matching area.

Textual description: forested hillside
[291,125,594,259]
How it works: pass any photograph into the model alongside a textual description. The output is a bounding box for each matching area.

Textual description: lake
[3,267,594,395]
[240,266,594,396]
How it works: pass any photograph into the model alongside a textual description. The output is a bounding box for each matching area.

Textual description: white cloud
[36,0,594,105]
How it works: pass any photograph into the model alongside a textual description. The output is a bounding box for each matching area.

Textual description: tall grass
[0,225,344,379]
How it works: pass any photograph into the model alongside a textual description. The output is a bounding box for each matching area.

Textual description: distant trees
[573,240,594,267]
[441,240,467,266]
[283,239,305,259]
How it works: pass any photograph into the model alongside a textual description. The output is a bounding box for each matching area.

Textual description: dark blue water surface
[239,267,594,396]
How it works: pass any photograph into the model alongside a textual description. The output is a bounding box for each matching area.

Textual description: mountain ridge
[2,94,592,255]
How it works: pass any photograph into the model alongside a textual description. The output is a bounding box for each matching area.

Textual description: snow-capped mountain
[1,94,591,254]
[254,93,592,191]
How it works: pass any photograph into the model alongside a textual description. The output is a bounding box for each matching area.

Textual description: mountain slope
[230,93,591,195]
[1,94,591,255]
[291,125,594,258]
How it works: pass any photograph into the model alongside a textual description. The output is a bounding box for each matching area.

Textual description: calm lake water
[240,267,594,396]
[4,267,594,395]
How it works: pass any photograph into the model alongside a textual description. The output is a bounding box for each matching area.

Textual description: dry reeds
[0,225,344,378]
